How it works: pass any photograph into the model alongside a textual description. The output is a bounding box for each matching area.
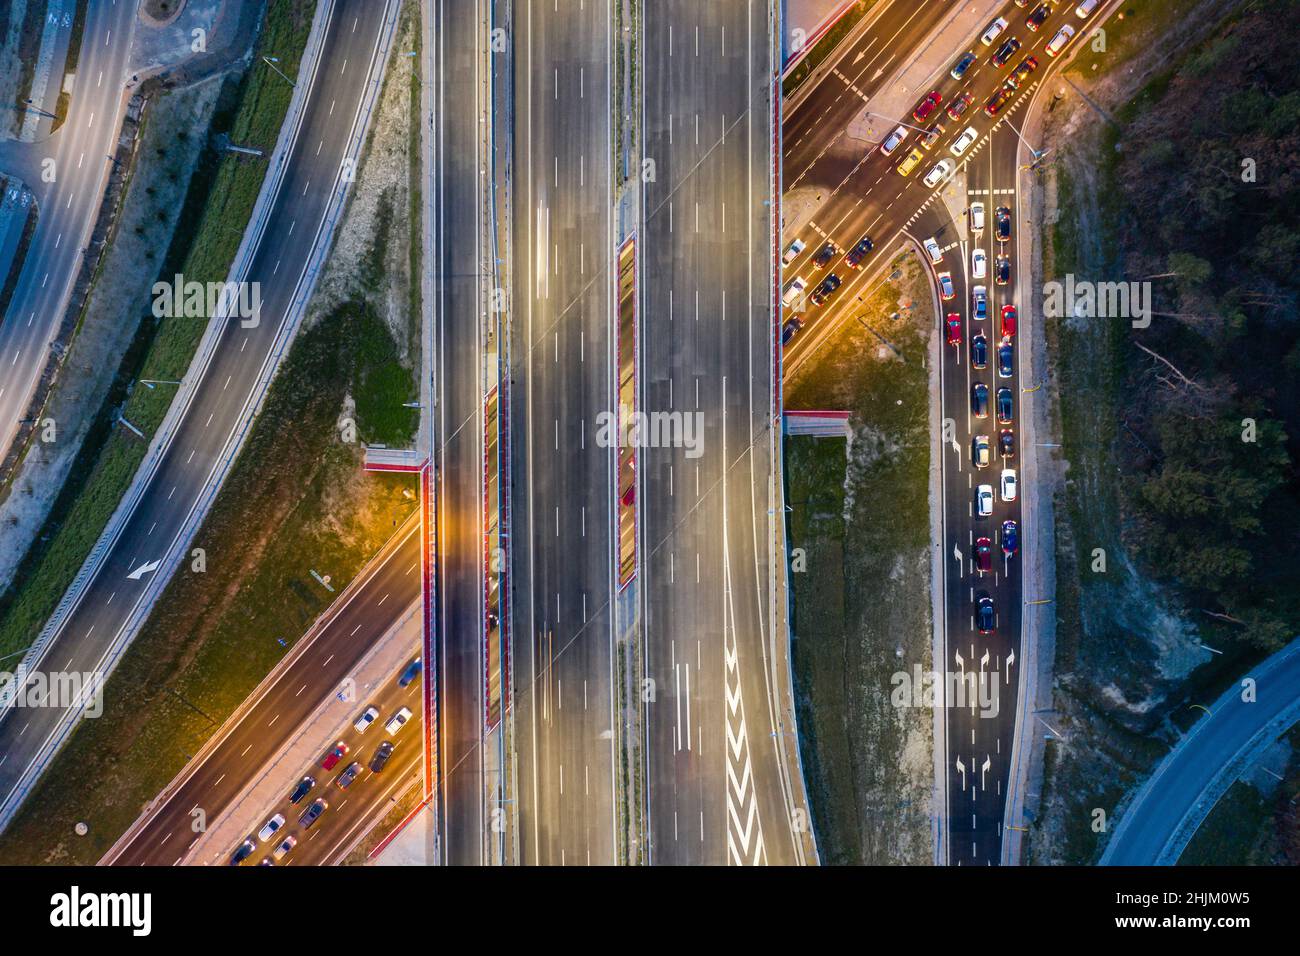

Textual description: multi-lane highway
[640,0,812,865]
[509,0,619,865]
[0,0,400,830]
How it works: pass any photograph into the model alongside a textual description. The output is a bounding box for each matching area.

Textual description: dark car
[975,537,993,575]
[1001,304,1018,338]
[782,317,803,345]
[300,798,328,829]
[977,596,996,635]
[1007,55,1039,90]
[336,761,362,790]
[999,429,1015,459]
[845,235,874,269]
[997,387,1014,424]
[995,205,1012,243]
[991,37,1022,67]
[809,273,841,306]
[946,313,963,346]
[320,741,348,771]
[946,92,974,121]
[371,741,395,773]
[995,255,1010,285]
[398,658,422,687]
[813,242,837,268]
[972,382,989,418]
[912,90,943,122]
[289,775,316,805]
[1026,3,1050,31]
[998,340,1014,378]
[919,121,945,150]
[950,51,977,80]
[1002,519,1019,555]
[971,333,989,370]
[230,839,257,866]
[985,87,1011,116]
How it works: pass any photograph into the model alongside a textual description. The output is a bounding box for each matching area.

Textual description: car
[809,273,841,306]
[272,836,298,862]
[813,242,838,268]
[1046,24,1075,57]
[995,205,1012,243]
[1076,0,1099,18]
[972,382,989,418]
[991,37,1021,68]
[897,147,925,177]
[946,313,963,346]
[258,858,275,867]
[984,87,1012,116]
[1008,55,1039,90]
[937,272,955,300]
[781,238,805,265]
[845,235,874,268]
[950,51,977,80]
[923,159,953,187]
[1000,468,1018,501]
[975,537,993,575]
[1000,429,1016,459]
[971,333,989,369]
[972,248,987,279]
[781,317,803,345]
[997,387,1014,424]
[353,705,379,734]
[782,276,808,309]
[1026,3,1051,31]
[972,435,991,469]
[919,121,945,150]
[972,285,988,320]
[385,706,413,735]
[950,125,978,157]
[257,813,286,843]
[995,255,1010,285]
[970,201,986,233]
[879,125,909,156]
[370,741,395,773]
[289,775,315,804]
[946,92,974,121]
[398,658,422,687]
[980,16,1009,45]
[923,236,944,264]
[1002,519,1019,555]
[1001,304,1018,337]
[230,839,257,866]
[912,90,943,122]
[321,741,348,771]
[336,761,362,790]
[300,798,328,829]
[976,484,995,517]
[998,339,1014,378]
[977,596,996,634]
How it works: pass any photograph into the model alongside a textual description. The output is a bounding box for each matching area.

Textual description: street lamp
[262,56,296,87]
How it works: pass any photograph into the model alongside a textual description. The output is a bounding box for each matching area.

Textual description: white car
[782,238,806,265]
[385,706,413,735]
[980,16,1008,45]
[923,236,944,265]
[257,813,286,843]
[782,276,808,309]
[1046,24,1075,56]
[972,248,987,279]
[272,836,297,861]
[923,159,953,187]
[970,202,986,233]
[879,124,909,156]
[353,705,379,734]
[1000,468,1018,502]
[976,484,995,517]
[949,125,978,157]
[1075,0,1098,17]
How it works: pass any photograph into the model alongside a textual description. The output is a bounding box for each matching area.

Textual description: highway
[640,0,811,865]
[0,0,138,467]
[509,0,619,865]
[0,0,399,830]
[1101,639,1300,866]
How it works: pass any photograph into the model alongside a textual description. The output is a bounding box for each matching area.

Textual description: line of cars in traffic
[228,657,422,865]
[780,232,875,345]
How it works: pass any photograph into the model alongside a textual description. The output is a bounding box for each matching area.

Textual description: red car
[946,313,962,346]
[1001,304,1018,337]
[912,91,943,123]
[320,741,349,771]
[975,537,993,575]
[946,92,974,121]
[985,87,1012,117]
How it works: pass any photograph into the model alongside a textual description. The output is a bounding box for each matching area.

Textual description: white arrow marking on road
[127,559,161,581]
[1006,650,1016,669]
[953,543,963,564]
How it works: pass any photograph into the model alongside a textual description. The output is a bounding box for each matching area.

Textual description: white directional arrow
[872,67,884,81]
[981,755,991,789]
[980,648,990,671]
[955,756,967,790]
[854,49,866,65]
[1006,650,1016,669]
[953,542,963,564]
[127,559,161,581]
